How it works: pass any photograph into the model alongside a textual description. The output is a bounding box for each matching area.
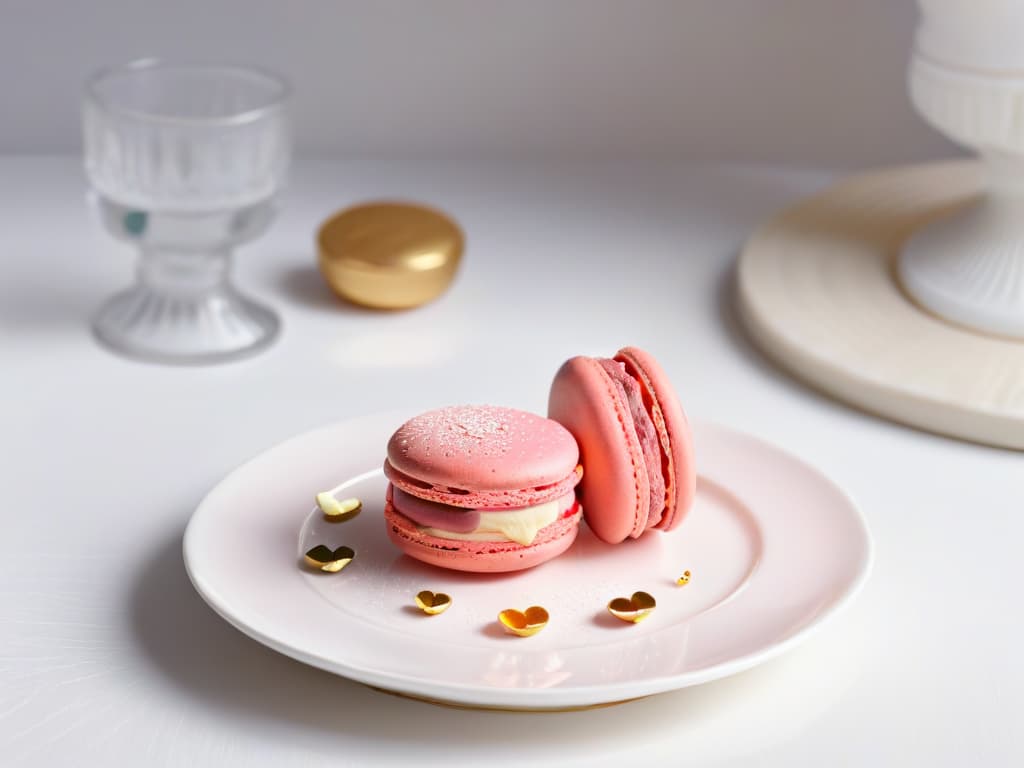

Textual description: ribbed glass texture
[83,60,290,211]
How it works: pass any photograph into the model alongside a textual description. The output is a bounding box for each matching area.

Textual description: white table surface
[1,156,1020,767]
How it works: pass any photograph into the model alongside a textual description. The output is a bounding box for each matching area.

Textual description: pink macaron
[383,405,583,572]
[548,346,696,544]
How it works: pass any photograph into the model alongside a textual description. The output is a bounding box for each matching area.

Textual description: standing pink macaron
[383,405,584,572]
[548,346,696,544]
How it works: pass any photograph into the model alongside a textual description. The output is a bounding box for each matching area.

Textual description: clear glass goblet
[83,60,291,363]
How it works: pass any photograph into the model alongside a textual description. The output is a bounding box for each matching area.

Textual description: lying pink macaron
[548,346,696,544]
[383,405,583,572]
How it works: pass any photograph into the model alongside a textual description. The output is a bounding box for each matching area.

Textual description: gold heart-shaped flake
[607,591,656,623]
[303,544,356,573]
[498,606,549,637]
[317,493,362,523]
[414,590,452,615]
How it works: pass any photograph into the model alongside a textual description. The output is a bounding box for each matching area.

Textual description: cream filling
[422,498,566,546]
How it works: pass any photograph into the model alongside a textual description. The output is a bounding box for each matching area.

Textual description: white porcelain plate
[184,412,872,710]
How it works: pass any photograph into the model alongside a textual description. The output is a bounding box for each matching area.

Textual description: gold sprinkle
[676,570,691,586]
[414,590,452,615]
[303,544,355,573]
[607,591,656,623]
[317,493,362,523]
[498,606,549,637]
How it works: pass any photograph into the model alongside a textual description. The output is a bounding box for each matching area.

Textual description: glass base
[92,284,280,364]
[899,187,1024,339]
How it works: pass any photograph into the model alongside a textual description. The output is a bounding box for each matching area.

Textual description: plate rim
[184,414,874,709]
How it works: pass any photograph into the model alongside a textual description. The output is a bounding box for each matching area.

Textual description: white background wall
[0,0,957,166]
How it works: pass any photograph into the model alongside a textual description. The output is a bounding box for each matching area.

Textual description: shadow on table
[716,256,842,411]
[129,528,861,763]
[272,263,392,316]
[716,255,950,441]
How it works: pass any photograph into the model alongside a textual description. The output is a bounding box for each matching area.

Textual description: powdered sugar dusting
[396,406,528,459]
[387,405,580,493]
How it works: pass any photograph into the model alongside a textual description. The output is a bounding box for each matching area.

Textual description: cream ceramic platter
[739,160,1024,450]
[184,412,872,710]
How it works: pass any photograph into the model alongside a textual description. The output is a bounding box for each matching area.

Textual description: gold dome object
[317,202,464,309]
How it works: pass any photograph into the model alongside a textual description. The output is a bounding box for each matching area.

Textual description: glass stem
[138,247,232,299]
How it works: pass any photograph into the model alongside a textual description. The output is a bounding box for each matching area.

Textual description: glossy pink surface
[548,346,696,543]
[549,355,650,543]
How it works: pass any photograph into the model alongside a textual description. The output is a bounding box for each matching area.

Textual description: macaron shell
[386,405,579,495]
[384,503,583,573]
[547,356,651,544]
[384,460,582,510]
[615,346,697,532]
